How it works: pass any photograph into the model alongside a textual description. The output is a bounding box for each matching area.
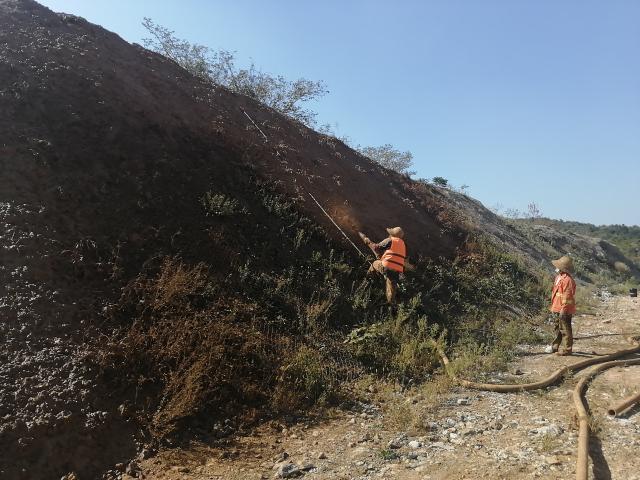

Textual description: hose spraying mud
[240,108,370,263]
[607,391,640,417]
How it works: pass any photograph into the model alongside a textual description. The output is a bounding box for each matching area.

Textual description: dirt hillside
[1,1,638,480]
[0,1,475,477]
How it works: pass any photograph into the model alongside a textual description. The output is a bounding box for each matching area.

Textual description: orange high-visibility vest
[381,237,406,273]
[550,273,576,314]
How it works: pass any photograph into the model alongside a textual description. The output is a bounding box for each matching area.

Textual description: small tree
[318,123,352,146]
[503,208,522,219]
[526,202,542,221]
[142,18,327,126]
[490,202,504,215]
[432,176,449,188]
[357,144,415,175]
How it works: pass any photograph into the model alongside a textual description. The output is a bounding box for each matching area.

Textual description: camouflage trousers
[551,312,573,352]
[367,260,398,305]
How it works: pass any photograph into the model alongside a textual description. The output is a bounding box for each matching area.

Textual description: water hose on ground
[607,391,640,417]
[430,338,640,393]
[573,358,640,480]
[432,336,639,480]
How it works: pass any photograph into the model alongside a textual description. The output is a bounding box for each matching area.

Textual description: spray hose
[241,108,372,264]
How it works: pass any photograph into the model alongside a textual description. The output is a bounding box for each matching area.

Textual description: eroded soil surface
[130,296,639,480]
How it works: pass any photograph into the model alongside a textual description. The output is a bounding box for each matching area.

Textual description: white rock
[532,424,563,437]
[544,455,562,465]
[276,463,300,478]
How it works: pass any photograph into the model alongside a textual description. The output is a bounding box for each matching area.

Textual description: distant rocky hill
[508,218,640,282]
[430,189,639,282]
[524,218,640,268]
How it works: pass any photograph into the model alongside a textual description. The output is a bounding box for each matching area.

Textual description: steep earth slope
[0,1,477,477]
[0,1,632,479]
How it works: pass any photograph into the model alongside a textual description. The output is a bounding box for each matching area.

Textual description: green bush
[448,317,544,379]
[272,345,338,410]
[101,176,551,438]
[200,191,240,216]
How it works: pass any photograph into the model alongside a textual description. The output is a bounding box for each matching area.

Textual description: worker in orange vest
[358,227,407,304]
[545,255,577,356]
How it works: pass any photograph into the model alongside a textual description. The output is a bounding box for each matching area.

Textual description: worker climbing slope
[358,227,407,304]
[545,255,577,356]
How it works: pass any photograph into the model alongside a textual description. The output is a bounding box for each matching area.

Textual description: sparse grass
[302,296,335,332]
[448,317,545,379]
[588,413,604,435]
[383,400,416,432]
[379,374,454,434]
[345,306,444,380]
[575,283,599,315]
[379,449,399,461]
[609,279,638,296]
[293,228,307,250]
[415,374,453,415]
[150,258,208,310]
[538,433,559,453]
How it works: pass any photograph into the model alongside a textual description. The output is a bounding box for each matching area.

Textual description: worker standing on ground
[358,227,407,305]
[545,255,577,356]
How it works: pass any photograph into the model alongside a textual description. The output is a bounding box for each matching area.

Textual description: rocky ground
[117,295,640,480]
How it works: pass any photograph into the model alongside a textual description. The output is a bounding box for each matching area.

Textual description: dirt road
[131,295,639,480]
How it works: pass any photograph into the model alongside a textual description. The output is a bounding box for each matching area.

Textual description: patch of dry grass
[378,374,454,434]
[538,433,560,453]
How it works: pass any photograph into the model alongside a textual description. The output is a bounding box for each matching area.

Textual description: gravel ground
[134,296,640,480]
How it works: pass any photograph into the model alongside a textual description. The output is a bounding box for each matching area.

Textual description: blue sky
[40,0,640,226]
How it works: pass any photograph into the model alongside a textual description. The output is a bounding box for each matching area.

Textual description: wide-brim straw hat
[552,255,574,273]
[386,226,404,239]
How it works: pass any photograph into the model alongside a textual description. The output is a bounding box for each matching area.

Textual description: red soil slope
[0,1,465,478]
